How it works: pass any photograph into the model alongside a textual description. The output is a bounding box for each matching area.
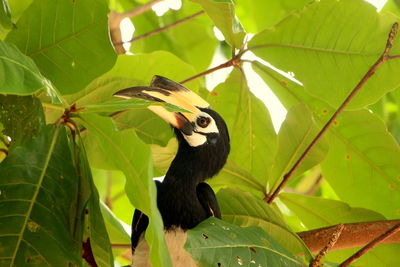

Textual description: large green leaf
[0,94,44,147]
[280,193,400,266]
[100,203,130,245]
[280,193,385,229]
[234,0,310,33]
[269,104,329,192]
[185,217,305,267]
[217,188,312,258]
[74,136,114,267]
[0,40,46,95]
[208,68,277,188]
[249,0,400,109]
[79,114,172,267]
[5,0,116,94]
[0,125,81,266]
[0,0,14,30]
[130,1,218,71]
[321,109,400,219]
[190,0,245,49]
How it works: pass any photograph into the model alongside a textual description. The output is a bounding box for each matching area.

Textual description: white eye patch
[182,112,219,147]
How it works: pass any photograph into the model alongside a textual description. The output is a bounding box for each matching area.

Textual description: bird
[114,75,230,266]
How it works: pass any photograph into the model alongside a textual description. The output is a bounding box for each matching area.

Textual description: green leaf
[0,125,81,266]
[0,40,46,95]
[208,68,277,189]
[234,0,310,33]
[0,0,14,30]
[382,0,400,17]
[280,193,385,229]
[185,217,305,267]
[105,52,200,91]
[249,0,400,109]
[5,0,116,94]
[74,136,114,267]
[130,1,218,71]
[269,104,329,192]
[190,0,245,49]
[217,188,312,259]
[321,109,400,219]
[79,114,172,267]
[0,94,44,147]
[100,203,130,245]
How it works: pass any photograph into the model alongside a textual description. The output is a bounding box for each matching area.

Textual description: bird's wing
[131,208,149,253]
[196,182,221,219]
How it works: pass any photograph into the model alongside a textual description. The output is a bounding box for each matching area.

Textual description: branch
[298,220,400,254]
[338,222,400,267]
[266,22,400,204]
[109,0,164,54]
[118,11,205,45]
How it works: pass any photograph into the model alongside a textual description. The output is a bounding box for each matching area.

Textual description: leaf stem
[266,22,400,204]
[309,224,344,267]
[338,223,400,267]
[117,11,205,46]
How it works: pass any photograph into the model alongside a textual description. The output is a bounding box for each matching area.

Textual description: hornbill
[114,76,230,266]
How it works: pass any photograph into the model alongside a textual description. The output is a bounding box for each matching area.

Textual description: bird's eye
[197,116,211,128]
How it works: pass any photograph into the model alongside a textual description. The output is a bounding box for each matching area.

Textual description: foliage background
[1,0,400,266]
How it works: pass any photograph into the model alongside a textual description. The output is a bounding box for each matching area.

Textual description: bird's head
[114,75,230,178]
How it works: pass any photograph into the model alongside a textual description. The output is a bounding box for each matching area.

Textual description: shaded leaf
[218,188,312,258]
[0,94,44,147]
[249,0,400,109]
[5,0,116,94]
[269,104,329,192]
[321,109,400,219]
[0,40,45,95]
[79,114,172,267]
[0,125,81,266]
[208,68,277,188]
[185,217,305,267]
[190,0,245,49]
[0,0,14,30]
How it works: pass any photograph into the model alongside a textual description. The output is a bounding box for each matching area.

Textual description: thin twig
[112,244,131,249]
[266,22,400,204]
[109,0,164,53]
[338,223,400,267]
[310,224,344,267]
[118,11,205,45]
[180,56,241,84]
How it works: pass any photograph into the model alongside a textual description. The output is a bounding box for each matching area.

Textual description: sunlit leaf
[249,0,400,109]
[208,68,277,188]
[0,40,46,95]
[185,217,305,267]
[190,0,245,49]
[269,104,329,192]
[5,0,116,94]
[321,109,400,219]
[100,203,130,245]
[234,0,310,33]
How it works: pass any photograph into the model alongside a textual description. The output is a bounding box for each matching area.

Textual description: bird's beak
[113,76,210,135]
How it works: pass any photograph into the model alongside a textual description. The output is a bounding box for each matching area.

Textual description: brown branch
[104,171,113,209]
[298,220,400,254]
[112,244,131,249]
[109,0,164,54]
[266,22,400,204]
[180,56,241,84]
[309,224,344,267]
[118,11,205,45]
[338,223,400,267]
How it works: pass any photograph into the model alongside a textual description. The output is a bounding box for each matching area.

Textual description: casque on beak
[113,75,210,136]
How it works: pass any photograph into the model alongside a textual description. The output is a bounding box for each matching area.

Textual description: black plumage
[114,76,230,266]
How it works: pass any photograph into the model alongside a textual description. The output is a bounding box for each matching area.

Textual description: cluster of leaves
[1,0,400,266]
